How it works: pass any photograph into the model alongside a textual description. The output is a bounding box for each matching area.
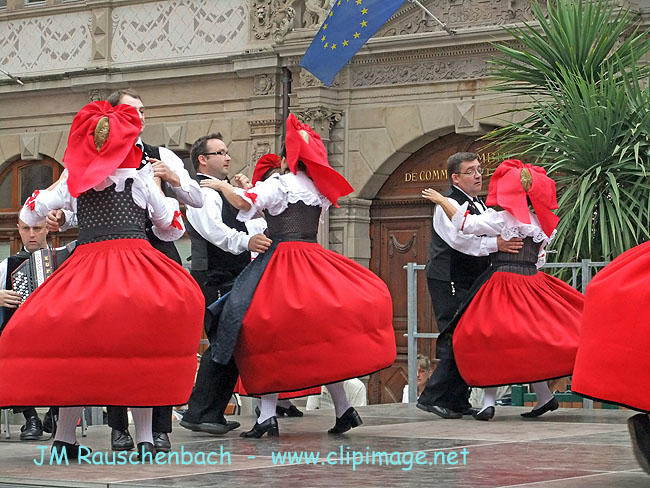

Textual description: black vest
[140,142,182,264]
[425,186,490,283]
[1,248,32,329]
[187,175,251,281]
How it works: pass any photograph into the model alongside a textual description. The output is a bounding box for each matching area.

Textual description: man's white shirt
[185,174,251,255]
[432,185,498,256]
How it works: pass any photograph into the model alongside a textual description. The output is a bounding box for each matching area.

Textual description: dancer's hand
[422,188,445,204]
[150,159,181,188]
[200,179,227,191]
[248,233,272,253]
[46,210,65,232]
[233,173,252,190]
[497,236,523,254]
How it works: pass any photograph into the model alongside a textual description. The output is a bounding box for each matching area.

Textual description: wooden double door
[367,133,486,404]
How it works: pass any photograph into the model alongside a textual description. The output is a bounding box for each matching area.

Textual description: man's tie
[473,197,485,212]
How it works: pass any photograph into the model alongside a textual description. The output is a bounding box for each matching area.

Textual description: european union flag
[300,0,407,87]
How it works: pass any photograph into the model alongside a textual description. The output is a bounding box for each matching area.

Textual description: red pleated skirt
[234,241,395,395]
[453,271,583,387]
[0,239,204,407]
[572,241,650,412]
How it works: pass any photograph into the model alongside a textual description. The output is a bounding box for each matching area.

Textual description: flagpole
[0,67,24,86]
[408,0,456,35]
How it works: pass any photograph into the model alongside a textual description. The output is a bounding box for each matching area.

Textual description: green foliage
[484,0,650,263]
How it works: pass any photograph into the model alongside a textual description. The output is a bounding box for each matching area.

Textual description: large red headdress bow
[252,153,281,186]
[63,101,142,197]
[285,113,353,206]
[486,159,559,237]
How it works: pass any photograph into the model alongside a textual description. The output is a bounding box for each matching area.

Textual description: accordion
[11,242,77,304]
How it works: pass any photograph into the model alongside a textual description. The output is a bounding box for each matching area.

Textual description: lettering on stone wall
[404,169,448,183]
[403,153,504,184]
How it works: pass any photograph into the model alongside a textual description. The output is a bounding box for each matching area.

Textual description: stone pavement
[0,404,646,487]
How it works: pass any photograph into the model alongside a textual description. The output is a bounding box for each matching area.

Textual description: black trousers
[181,273,238,425]
[107,406,172,433]
[418,278,472,412]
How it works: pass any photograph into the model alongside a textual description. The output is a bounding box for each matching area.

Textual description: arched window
[0,158,62,211]
[0,158,67,257]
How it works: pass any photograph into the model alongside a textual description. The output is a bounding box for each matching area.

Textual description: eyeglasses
[203,150,229,157]
[455,167,485,177]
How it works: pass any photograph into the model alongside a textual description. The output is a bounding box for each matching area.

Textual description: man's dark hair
[279,144,306,173]
[190,133,224,171]
[107,89,142,107]
[447,152,477,183]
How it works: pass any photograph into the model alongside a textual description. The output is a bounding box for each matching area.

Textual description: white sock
[480,387,497,413]
[131,408,153,445]
[325,382,351,418]
[277,399,292,409]
[53,407,83,445]
[258,393,279,423]
[531,382,554,409]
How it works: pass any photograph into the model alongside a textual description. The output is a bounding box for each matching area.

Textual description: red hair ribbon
[25,190,40,211]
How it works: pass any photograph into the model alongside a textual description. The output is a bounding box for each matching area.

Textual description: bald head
[18,219,48,253]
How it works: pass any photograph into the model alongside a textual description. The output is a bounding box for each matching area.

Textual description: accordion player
[11,241,77,304]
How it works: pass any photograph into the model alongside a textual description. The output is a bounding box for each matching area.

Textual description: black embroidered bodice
[489,236,542,275]
[76,179,147,244]
[264,202,321,242]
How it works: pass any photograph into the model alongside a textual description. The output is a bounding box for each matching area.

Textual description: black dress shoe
[43,408,58,435]
[225,420,240,431]
[328,407,363,434]
[153,432,171,453]
[461,407,480,416]
[111,428,135,451]
[473,406,495,421]
[277,405,304,417]
[628,414,650,475]
[137,442,156,462]
[20,416,43,441]
[240,416,279,438]
[521,397,559,418]
[416,403,462,419]
[52,441,91,460]
[179,419,230,435]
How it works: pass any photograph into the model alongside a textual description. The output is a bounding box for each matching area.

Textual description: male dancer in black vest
[416,152,523,420]
[0,218,49,440]
[47,89,205,452]
[180,133,271,435]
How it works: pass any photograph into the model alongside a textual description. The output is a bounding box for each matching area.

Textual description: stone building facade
[1,0,647,402]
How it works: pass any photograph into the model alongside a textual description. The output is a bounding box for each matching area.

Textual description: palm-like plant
[485,0,650,263]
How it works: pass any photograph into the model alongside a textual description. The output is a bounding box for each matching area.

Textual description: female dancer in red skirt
[202,114,396,437]
[0,101,204,457]
[235,153,321,417]
[571,241,650,474]
[422,160,583,420]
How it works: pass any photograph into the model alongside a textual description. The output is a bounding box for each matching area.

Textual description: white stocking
[531,381,554,409]
[325,382,351,418]
[131,408,153,445]
[53,407,83,445]
[480,387,497,413]
[258,393,279,423]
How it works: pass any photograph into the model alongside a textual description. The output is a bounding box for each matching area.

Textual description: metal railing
[404,259,608,405]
